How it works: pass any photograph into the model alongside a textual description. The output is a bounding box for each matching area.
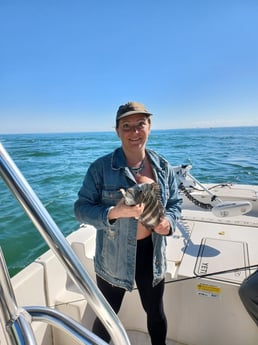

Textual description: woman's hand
[154,217,171,235]
[109,198,145,220]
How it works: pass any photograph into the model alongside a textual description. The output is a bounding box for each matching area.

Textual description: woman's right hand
[108,198,145,220]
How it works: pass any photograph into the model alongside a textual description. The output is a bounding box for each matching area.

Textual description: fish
[120,183,164,230]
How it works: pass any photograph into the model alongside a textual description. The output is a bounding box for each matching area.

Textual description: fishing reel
[173,164,252,217]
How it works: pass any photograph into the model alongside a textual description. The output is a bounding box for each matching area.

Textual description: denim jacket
[74,147,182,291]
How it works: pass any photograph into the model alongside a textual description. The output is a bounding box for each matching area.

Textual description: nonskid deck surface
[110,330,181,345]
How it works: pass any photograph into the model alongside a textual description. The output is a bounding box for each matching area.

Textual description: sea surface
[0,127,258,277]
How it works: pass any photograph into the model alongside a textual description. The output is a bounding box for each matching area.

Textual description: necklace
[129,158,145,176]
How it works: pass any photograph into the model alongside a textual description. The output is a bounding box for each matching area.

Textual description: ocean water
[0,127,258,277]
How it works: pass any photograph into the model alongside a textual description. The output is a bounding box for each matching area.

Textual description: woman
[74,101,182,344]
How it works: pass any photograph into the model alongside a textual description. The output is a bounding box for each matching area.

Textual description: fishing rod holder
[174,164,252,217]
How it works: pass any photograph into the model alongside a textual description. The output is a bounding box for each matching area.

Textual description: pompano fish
[120,183,164,230]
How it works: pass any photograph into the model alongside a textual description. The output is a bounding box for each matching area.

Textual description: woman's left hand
[154,217,171,235]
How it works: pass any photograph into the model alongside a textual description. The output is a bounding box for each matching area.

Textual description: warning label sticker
[196,283,221,298]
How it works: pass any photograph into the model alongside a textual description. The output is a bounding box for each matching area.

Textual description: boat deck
[112,331,181,345]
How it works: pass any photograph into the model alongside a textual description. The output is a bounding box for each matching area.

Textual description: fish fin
[152,183,165,217]
[152,183,162,201]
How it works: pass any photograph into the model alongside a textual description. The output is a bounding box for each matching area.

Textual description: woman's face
[116,114,151,152]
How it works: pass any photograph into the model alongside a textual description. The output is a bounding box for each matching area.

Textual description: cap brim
[117,111,153,120]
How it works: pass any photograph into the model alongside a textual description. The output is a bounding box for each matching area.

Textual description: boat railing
[0,247,106,345]
[0,142,131,345]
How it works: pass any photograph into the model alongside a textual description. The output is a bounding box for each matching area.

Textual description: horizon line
[0,124,258,136]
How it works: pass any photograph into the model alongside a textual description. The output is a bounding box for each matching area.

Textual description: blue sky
[0,0,258,134]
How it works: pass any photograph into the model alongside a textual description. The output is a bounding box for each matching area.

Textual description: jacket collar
[111,147,166,173]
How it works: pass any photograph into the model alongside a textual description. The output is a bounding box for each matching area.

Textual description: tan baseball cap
[116,102,153,121]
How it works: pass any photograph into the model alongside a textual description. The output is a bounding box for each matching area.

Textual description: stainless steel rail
[0,247,37,345]
[0,247,106,345]
[0,142,131,345]
[25,306,108,345]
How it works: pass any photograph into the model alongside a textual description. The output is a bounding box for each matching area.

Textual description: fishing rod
[53,262,258,308]
[52,262,258,309]
[131,264,258,291]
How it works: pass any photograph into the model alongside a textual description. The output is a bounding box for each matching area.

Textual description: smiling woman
[74,101,182,344]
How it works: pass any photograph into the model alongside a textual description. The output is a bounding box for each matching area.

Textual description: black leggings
[92,236,167,345]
